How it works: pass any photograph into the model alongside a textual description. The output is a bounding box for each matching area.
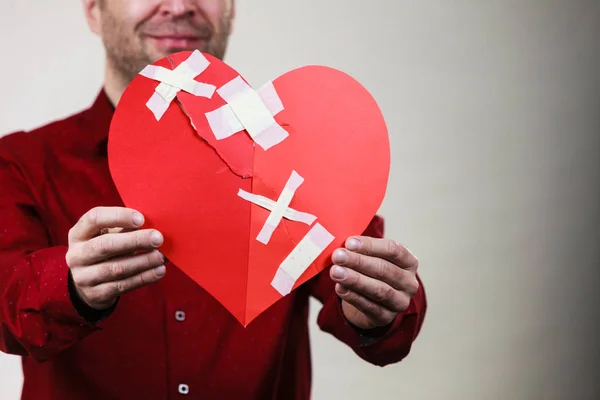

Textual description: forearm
[0,140,102,361]
[0,246,99,362]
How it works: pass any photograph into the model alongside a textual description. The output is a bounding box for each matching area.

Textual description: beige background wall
[1,1,599,399]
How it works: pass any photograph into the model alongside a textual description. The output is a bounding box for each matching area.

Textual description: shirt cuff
[337,297,395,346]
[67,269,119,325]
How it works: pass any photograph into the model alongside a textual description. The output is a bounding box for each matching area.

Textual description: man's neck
[103,60,128,107]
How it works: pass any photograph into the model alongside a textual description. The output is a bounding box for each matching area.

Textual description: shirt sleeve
[0,136,100,362]
[309,215,427,367]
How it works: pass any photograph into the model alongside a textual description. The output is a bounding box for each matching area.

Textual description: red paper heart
[108,51,390,326]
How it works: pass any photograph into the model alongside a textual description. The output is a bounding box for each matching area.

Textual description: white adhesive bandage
[271,223,335,296]
[205,77,288,151]
[256,170,304,244]
[139,50,216,120]
[237,189,316,225]
[237,170,308,244]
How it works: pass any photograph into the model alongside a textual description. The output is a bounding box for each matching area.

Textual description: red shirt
[0,91,427,400]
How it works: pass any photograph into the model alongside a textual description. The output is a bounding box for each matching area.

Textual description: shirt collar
[81,89,115,156]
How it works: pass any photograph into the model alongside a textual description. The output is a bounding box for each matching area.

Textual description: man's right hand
[66,207,166,310]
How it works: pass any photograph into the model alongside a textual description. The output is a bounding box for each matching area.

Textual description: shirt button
[178,383,189,395]
[175,310,186,322]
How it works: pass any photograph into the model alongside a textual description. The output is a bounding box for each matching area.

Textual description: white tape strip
[141,65,214,98]
[237,189,316,225]
[257,81,285,115]
[139,50,216,120]
[205,77,288,150]
[271,223,335,296]
[256,171,304,244]
[205,102,243,139]
[145,93,171,121]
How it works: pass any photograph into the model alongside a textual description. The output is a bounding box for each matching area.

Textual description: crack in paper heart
[166,55,253,179]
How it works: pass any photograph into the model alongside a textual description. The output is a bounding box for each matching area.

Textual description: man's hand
[330,237,419,330]
[66,207,166,310]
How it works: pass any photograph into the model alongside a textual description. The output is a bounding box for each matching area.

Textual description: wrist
[68,269,119,324]
[340,298,395,340]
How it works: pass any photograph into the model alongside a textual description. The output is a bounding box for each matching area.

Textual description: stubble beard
[101,10,231,89]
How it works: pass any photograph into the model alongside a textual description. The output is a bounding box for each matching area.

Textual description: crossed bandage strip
[139,50,216,120]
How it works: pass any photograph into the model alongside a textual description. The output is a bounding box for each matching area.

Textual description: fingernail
[150,231,163,246]
[132,212,144,227]
[346,238,361,251]
[331,266,347,280]
[337,285,348,295]
[158,251,166,262]
[332,249,348,264]
[154,265,166,277]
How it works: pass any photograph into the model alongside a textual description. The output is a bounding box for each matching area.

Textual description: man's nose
[158,0,197,18]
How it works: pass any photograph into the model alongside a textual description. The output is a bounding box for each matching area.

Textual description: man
[0,1,427,399]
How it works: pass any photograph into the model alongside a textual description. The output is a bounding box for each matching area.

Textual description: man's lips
[146,35,207,49]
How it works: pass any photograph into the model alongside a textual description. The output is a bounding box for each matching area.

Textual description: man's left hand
[330,237,420,330]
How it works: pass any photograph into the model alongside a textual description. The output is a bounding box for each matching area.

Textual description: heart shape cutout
[108,51,390,326]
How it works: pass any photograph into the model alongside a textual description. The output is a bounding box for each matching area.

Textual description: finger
[330,265,410,313]
[93,264,166,300]
[99,227,139,235]
[70,207,145,242]
[332,248,415,292]
[99,227,144,259]
[76,250,166,286]
[335,284,397,326]
[75,229,163,266]
[345,237,418,272]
